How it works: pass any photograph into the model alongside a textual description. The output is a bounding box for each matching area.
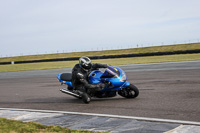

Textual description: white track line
[0,108,200,126]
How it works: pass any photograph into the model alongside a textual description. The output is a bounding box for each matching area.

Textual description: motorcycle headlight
[119,72,126,82]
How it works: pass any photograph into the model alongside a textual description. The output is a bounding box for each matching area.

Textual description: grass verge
[0,118,101,133]
[0,53,200,72]
[0,43,200,63]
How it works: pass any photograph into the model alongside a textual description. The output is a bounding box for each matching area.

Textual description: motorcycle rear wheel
[118,84,139,98]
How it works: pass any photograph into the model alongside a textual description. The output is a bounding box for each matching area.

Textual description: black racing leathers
[72,63,107,94]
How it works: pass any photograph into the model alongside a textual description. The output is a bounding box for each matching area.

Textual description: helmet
[79,56,92,71]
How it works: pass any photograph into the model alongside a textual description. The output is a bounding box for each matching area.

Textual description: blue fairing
[57,73,62,81]
[64,81,73,87]
[88,66,129,91]
[57,73,73,87]
[88,70,103,84]
[124,81,130,87]
[57,65,131,92]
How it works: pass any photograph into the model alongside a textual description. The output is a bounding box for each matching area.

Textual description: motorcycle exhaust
[60,88,81,98]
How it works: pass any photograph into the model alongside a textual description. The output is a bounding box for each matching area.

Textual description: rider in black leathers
[72,57,107,96]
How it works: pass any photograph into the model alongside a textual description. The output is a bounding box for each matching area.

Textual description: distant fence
[1,49,200,65]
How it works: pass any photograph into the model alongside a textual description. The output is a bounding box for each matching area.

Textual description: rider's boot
[82,92,91,104]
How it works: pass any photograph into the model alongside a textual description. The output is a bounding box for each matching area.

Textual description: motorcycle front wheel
[118,84,139,98]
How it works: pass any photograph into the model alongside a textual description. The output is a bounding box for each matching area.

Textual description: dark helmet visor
[82,63,92,70]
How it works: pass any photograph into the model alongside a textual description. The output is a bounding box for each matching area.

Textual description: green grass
[0,43,200,63]
[0,118,100,133]
[0,43,200,72]
[0,53,200,72]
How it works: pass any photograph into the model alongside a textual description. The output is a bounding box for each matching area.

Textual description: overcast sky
[0,0,200,57]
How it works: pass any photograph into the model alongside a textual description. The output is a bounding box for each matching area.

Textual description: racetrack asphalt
[0,61,200,132]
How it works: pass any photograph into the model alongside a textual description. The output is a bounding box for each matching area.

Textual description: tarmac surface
[0,60,200,132]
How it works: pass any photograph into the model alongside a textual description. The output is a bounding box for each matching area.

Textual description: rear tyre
[82,93,91,104]
[118,84,139,98]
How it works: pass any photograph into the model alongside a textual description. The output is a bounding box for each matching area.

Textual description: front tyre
[118,84,139,98]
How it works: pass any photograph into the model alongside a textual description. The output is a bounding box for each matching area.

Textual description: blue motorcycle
[57,65,139,103]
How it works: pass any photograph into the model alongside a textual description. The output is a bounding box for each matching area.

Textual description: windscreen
[100,66,120,78]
